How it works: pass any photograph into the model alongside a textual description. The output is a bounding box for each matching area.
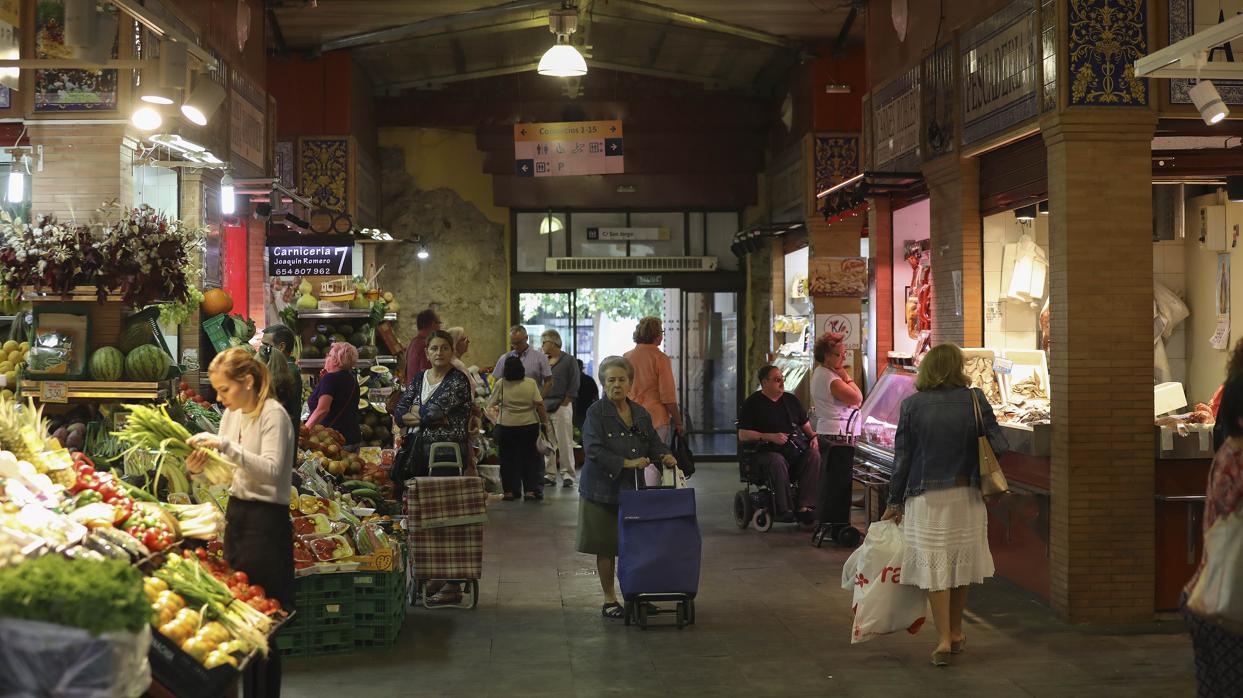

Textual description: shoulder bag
[971,389,1009,497]
[776,395,810,465]
[670,426,695,477]
[1186,510,1243,633]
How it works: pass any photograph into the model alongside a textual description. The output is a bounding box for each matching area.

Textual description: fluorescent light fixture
[1038,200,1049,215]
[131,105,163,131]
[1190,80,1229,125]
[150,133,206,154]
[825,83,851,94]
[181,74,226,125]
[538,42,587,77]
[539,215,563,235]
[220,173,235,215]
[200,153,223,165]
[1014,204,1038,222]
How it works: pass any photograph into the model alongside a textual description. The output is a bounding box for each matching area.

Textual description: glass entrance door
[515,288,740,458]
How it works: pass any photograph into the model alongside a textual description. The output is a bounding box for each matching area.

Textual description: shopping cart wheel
[733,490,751,529]
[688,599,696,625]
[676,602,687,629]
[835,526,863,548]
[623,600,634,626]
[811,525,827,548]
[752,509,772,532]
[637,601,649,630]
[466,580,480,609]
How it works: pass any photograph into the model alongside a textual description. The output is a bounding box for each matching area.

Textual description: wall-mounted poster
[809,257,868,297]
[34,0,119,112]
[815,313,861,350]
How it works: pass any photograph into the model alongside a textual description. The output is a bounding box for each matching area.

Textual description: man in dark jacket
[574,358,598,430]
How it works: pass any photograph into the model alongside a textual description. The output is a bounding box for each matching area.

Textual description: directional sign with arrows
[514,120,624,177]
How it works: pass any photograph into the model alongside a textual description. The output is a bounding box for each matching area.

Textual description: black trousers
[498,423,542,495]
[225,498,295,698]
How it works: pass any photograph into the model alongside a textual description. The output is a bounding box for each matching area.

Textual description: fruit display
[125,344,173,381]
[359,406,395,448]
[299,423,346,456]
[0,338,29,393]
[87,346,125,381]
[200,288,234,318]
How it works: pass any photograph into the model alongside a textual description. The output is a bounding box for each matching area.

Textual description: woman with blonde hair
[186,348,295,696]
[304,342,361,449]
[624,316,683,442]
[883,343,1008,667]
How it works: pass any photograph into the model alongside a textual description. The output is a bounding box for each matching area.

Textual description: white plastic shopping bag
[840,520,928,644]
[644,464,688,488]
[1187,511,1243,633]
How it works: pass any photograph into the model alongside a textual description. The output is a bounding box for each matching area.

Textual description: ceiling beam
[601,0,796,49]
[321,0,559,52]
[586,60,751,90]
[378,61,543,93]
[108,0,217,70]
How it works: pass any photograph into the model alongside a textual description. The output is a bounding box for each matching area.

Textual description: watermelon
[88,347,125,381]
[124,345,172,381]
[118,321,155,354]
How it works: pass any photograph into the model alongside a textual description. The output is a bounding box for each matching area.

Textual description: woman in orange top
[623,316,683,442]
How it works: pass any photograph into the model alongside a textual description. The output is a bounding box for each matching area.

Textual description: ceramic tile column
[921,155,982,347]
[1042,108,1156,623]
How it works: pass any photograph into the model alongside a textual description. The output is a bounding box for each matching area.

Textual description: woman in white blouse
[187,348,295,697]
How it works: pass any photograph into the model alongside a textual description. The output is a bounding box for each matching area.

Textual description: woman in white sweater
[187,348,295,697]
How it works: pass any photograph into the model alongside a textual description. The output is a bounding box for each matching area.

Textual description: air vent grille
[544,257,718,273]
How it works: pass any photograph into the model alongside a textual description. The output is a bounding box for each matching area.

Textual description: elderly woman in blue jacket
[883,343,1009,667]
[577,355,678,619]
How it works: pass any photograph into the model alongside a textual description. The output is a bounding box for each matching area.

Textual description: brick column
[921,155,982,346]
[1042,110,1156,622]
[28,122,137,222]
[810,215,866,382]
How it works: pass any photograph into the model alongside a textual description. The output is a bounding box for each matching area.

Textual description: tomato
[196,547,208,561]
[248,584,265,599]
[230,571,248,586]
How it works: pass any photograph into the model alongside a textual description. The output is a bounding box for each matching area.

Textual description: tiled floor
[284,466,1197,697]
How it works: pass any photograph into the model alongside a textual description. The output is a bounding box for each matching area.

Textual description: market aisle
[283,467,1196,697]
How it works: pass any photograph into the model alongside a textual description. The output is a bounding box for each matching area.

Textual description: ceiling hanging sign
[872,65,921,171]
[960,0,1039,148]
[1169,0,1243,105]
[514,120,624,177]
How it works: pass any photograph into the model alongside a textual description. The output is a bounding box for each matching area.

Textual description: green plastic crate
[274,625,309,658]
[201,314,232,353]
[296,572,354,595]
[352,608,403,648]
[307,627,353,656]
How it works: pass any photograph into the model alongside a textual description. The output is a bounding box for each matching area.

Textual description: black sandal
[601,602,624,619]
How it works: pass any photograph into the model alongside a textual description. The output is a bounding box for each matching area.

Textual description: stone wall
[378,147,507,369]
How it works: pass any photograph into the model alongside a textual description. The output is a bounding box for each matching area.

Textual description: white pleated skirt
[900,486,994,591]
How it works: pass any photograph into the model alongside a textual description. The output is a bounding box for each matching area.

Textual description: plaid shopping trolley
[405,476,487,609]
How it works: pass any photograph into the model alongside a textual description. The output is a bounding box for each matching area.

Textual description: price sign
[40,381,69,403]
[992,358,1014,374]
[266,245,352,277]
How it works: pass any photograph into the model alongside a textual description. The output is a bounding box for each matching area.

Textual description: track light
[131,105,163,131]
[417,244,430,260]
[181,74,226,126]
[1190,80,1229,125]
[1014,205,1038,222]
[158,40,188,91]
[220,173,235,215]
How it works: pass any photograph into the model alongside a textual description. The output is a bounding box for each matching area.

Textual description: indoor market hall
[0,1,1232,697]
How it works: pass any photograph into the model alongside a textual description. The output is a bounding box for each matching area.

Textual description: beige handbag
[971,390,1009,497]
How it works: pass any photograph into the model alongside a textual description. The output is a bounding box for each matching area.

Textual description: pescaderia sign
[961,0,1038,147]
[872,66,920,171]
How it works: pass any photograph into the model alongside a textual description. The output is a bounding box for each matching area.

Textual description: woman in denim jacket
[883,343,1008,667]
[577,355,677,619]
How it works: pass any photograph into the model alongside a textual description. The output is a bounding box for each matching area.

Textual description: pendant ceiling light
[539,7,587,78]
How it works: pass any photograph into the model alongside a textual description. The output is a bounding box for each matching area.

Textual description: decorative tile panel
[922,42,955,159]
[300,138,348,212]
[1068,0,1148,106]
[1169,0,1243,105]
[814,136,859,195]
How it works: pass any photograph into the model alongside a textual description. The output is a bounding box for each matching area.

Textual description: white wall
[983,209,1048,350]
[1154,238,1187,387]
[892,199,930,353]
[1184,191,1243,404]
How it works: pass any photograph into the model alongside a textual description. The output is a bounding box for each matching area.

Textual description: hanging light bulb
[220,172,235,215]
[538,40,587,77]
[538,8,587,78]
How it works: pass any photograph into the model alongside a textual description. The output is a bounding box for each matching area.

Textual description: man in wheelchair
[737,365,822,523]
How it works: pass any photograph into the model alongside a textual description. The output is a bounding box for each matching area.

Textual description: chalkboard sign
[266,244,352,277]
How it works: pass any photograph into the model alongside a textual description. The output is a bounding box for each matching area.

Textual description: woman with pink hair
[304,342,361,449]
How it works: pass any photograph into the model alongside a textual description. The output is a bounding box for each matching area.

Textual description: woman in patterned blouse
[1182,371,1243,697]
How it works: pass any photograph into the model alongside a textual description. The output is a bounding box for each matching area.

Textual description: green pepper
[74,490,103,507]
